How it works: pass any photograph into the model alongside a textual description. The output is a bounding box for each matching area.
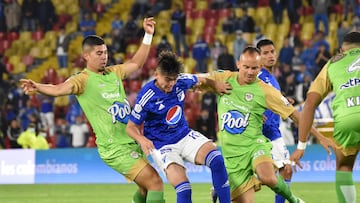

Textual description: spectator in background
[337,21,351,50]
[0,1,5,32]
[38,95,55,144]
[6,119,22,148]
[196,109,217,142]
[130,0,150,20]
[170,4,188,57]
[156,35,172,57]
[300,39,317,78]
[21,0,37,31]
[4,0,21,32]
[288,30,302,47]
[123,14,140,43]
[17,124,49,149]
[66,95,83,125]
[221,11,237,34]
[210,39,225,70]
[286,0,301,24]
[217,46,237,71]
[314,43,331,77]
[233,30,247,62]
[80,12,96,38]
[192,35,210,73]
[253,26,266,46]
[237,8,255,33]
[18,99,39,131]
[270,0,285,24]
[278,37,294,67]
[343,0,358,20]
[312,0,330,35]
[69,115,89,148]
[55,118,70,148]
[111,13,123,32]
[150,0,172,16]
[36,0,56,31]
[56,27,71,69]
[291,44,304,72]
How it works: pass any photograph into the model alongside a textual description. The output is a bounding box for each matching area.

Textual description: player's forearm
[35,82,72,97]
[126,121,144,143]
[298,104,316,143]
[128,33,153,68]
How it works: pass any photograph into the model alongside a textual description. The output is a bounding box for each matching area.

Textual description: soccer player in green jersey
[291,32,360,203]
[20,18,166,203]
[206,47,333,203]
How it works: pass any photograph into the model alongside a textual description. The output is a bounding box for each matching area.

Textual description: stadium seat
[32,30,45,41]
[21,54,35,66]
[7,31,19,42]
[0,32,6,41]
[0,40,10,54]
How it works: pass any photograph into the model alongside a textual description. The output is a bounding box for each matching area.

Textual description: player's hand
[143,17,155,35]
[20,79,38,95]
[317,135,335,155]
[138,136,155,156]
[289,149,304,172]
[286,97,295,105]
[215,81,232,95]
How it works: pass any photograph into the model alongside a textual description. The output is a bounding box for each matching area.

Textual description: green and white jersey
[208,71,296,158]
[309,48,360,121]
[68,65,133,151]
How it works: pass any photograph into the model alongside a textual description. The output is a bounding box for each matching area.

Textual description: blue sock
[205,150,231,203]
[275,178,290,203]
[175,181,192,203]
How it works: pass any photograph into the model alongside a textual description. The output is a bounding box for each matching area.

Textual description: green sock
[146,190,165,203]
[133,190,146,203]
[336,171,356,203]
[271,175,297,203]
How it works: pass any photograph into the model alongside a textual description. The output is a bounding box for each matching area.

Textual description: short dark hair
[157,51,182,75]
[82,35,105,49]
[343,32,360,44]
[256,39,274,50]
[242,46,260,55]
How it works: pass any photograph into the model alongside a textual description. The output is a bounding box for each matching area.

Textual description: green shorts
[224,137,273,200]
[333,114,360,156]
[98,142,149,181]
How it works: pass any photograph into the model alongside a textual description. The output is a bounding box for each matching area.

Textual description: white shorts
[150,130,210,172]
[271,137,291,169]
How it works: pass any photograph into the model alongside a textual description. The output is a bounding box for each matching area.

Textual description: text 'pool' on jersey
[166,105,182,125]
[220,110,250,134]
[107,100,131,124]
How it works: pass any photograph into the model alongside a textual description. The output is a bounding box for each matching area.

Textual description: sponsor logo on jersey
[166,105,182,125]
[108,99,131,124]
[340,78,360,89]
[347,55,360,72]
[346,96,360,107]
[159,103,165,110]
[220,110,250,134]
[102,92,120,99]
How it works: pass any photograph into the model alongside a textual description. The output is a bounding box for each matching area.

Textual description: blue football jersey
[130,74,198,149]
[258,68,282,141]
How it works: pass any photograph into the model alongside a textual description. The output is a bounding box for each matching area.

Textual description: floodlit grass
[0,182,359,202]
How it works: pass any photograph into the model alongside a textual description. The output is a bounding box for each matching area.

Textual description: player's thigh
[100,142,148,180]
[180,130,212,164]
[232,187,255,203]
[135,164,163,191]
[225,155,261,200]
[335,147,359,171]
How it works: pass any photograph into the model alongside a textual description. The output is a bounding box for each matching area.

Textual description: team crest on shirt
[130,151,139,159]
[166,105,182,125]
[245,93,254,101]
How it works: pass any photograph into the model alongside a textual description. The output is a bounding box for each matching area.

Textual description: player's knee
[260,175,278,187]
[206,150,225,171]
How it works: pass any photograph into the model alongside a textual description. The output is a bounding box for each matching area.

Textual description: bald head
[237,47,261,85]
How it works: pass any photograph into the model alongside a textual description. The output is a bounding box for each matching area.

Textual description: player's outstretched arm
[289,92,335,171]
[126,120,155,155]
[20,79,73,97]
[124,17,156,78]
[197,76,232,95]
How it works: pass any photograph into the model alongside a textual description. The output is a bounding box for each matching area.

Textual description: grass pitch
[0,182,359,203]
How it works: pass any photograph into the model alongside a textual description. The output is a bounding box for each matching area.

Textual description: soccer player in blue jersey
[126,51,231,203]
[256,39,293,203]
